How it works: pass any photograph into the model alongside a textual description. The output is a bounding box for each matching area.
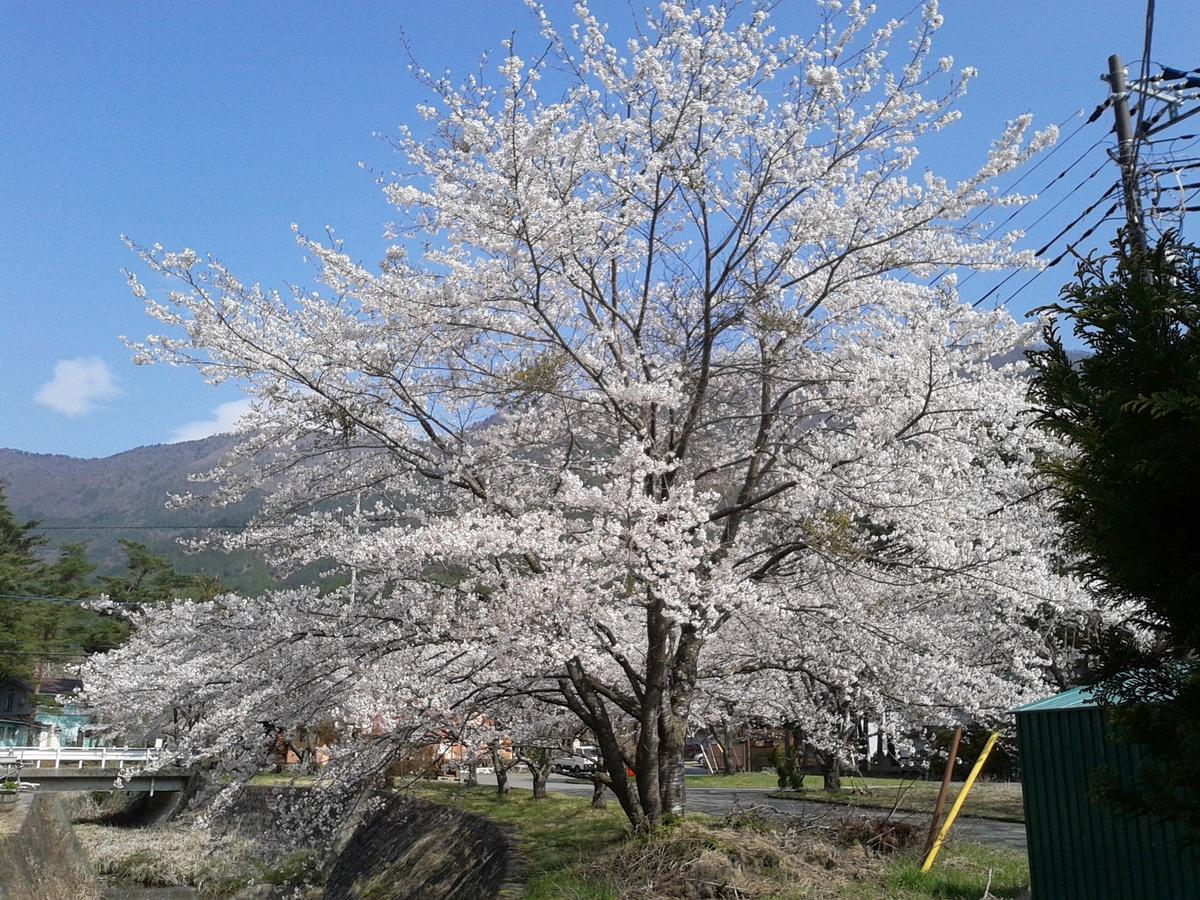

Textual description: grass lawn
[685,772,1023,822]
[409,782,627,898]
[411,782,1029,898]
[771,779,1024,823]
[247,772,319,787]
[849,843,1031,900]
[686,772,785,789]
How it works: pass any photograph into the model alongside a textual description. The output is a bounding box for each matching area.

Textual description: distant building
[0,677,90,747]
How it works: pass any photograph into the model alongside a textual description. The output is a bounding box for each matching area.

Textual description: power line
[969,269,1025,309]
[955,167,1116,297]
[35,523,260,531]
[957,109,1093,223]
[0,593,95,603]
[927,123,1108,288]
[976,200,1122,310]
[35,517,411,532]
[1032,184,1121,257]
[0,592,136,605]
[959,108,1095,233]
[1132,0,1157,169]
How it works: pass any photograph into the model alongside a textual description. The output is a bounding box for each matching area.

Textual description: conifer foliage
[1028,232,1200,832]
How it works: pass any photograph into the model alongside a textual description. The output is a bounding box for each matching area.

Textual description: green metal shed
[1015,687,1200,899]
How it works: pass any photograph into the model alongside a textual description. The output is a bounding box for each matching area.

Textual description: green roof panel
[1013,686,1097,713]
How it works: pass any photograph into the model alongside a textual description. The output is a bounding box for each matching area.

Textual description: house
[0,676,90,747]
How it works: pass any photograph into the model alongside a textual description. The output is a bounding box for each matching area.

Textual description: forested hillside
[0,435,276,593]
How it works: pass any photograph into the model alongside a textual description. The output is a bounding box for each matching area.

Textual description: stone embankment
[1,785,520,898]
[323,794,523,900]
[0,793,101,899]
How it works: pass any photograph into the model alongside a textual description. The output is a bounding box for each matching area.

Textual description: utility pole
[1106,54,1148,253]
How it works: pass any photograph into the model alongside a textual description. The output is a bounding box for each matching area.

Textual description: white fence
[0,746,160,769]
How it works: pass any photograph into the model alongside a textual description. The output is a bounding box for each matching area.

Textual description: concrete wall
[0,793,101,899]
[323,795,522,900]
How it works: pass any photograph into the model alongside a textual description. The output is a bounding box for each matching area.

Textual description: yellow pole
[920,731,999,872]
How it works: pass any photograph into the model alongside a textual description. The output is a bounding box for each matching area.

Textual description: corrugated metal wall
[1017,705,1200,899]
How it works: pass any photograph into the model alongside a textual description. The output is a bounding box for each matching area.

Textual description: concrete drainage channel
[0,793,103,899]
[325,795,524,899]
[0,789,523,899]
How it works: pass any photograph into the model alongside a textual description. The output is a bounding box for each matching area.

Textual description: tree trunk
[531,757,550,799]
[465,760,478,787]
[721,720,735,776]
[590,779,607,808]
[561,608,703,831]
[491,742,508,796]
[633,602,669,828]
[658,625,701,819]
[658,744,686,818]
[822,757,841,792]
[562,663,644,828]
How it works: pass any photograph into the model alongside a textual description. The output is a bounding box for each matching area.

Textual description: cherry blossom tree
[88,0,1096,830]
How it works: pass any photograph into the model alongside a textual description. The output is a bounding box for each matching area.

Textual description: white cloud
[171,398,254,443]
[34,356,122,417]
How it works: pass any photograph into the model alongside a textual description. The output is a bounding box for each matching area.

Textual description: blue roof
[1014,686,1099,713]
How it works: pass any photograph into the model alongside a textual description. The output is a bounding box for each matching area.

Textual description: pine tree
[0,493,131,683]
[0,486,50,680]
[0,485,45,595]
[99,540,204,606]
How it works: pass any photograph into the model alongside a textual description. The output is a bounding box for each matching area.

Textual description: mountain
[0,435,279,593]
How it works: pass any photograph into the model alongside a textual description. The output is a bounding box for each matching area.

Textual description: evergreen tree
[0,485,45,595]
[0,486,49,680]
[1028,231,1200,833]
[0,493,133,683]
[99,539,204,605]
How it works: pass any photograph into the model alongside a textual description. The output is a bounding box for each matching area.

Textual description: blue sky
[1,1,1195,458]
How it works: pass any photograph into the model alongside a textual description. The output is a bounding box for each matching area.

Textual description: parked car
[551,752,598,774]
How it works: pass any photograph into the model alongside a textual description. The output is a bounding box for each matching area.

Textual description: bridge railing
[0,746,161,770]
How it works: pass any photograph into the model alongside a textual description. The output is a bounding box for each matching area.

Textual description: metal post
[1107,54,1148,253]
[924,726,962,856]
[922,732,1000,872]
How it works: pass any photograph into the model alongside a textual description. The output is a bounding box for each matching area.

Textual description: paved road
[477,773,1027,852]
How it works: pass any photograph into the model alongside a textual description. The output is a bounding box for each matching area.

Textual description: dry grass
[75,823,259,895]
[585,819,885,899]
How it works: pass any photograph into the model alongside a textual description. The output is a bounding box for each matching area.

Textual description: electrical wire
[975,200,1121,310]
[1033,184,1121,257]
[0,593,96,603]
[0,592,137,606]
[958,109,1093,223]
[34,523,260,531]
[927,124,1108,288]
[34,517,410,532]
[953,165,1116,296]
